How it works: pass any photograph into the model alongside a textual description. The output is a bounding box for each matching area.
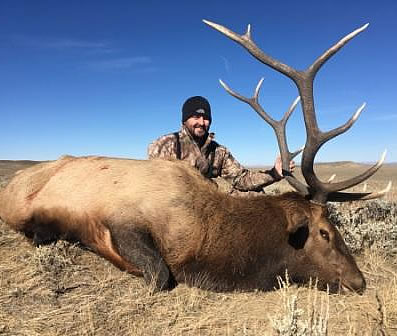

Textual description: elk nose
[351,275,366,295]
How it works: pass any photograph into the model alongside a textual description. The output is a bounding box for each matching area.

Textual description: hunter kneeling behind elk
[148,95,295,194]
[0,20,391,293]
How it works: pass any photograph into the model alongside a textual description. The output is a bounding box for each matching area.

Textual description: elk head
[203,20,392,293]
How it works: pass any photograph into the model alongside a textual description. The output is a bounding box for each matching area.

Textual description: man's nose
[197,116,205,125]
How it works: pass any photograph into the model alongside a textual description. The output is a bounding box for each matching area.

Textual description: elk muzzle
[340,266,366,294]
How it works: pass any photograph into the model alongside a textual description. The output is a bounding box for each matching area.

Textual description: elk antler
[203,19,391,203]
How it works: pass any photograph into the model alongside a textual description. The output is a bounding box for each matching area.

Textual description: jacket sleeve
[147,135,177,160]
[219,148,282,192]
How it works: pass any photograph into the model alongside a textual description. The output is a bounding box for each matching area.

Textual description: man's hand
[274,155,295,178]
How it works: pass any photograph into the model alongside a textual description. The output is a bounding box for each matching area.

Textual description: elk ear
[286,213,310,250]
[286,212,309,234]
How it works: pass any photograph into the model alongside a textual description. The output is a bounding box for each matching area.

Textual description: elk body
[0,155,365,292]
[0,21,391,293]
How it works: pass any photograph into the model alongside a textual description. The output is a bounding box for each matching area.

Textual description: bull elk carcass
[0,21,391,293]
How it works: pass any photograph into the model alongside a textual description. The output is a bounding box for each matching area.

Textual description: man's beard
[191,126,208,146]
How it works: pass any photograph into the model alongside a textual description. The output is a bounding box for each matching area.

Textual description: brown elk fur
[0,155,365,292]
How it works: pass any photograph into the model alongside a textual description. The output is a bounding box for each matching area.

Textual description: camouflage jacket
[147,126,281,192]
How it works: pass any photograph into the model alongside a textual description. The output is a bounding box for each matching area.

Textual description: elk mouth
[334,273,366,295]
[311,278,365,295]
[340,281,365,295]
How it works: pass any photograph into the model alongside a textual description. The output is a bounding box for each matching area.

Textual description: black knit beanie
[182,96,212,123]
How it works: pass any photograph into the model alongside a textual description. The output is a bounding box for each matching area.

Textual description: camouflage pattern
[148,126,281,192]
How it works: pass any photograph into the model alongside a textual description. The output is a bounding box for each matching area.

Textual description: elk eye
[320,229,330,242]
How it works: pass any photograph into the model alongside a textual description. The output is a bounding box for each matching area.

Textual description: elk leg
[88,226,144,277]
[109,225,176,291]
[26,209,144,277]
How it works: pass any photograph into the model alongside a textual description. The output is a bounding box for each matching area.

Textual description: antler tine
[328,181,392,202]
[303,103,372,196]
[278,97,307,194]
[327,174,336,183]
[308,23,369,78]
[203,19,300,82]
[283,96,300,124]
[323,150,388,193]
[291,146,304,159]
[281,97,303,162]
[219,78,276,127]
[320,103,365,146]
[219,78,308,195]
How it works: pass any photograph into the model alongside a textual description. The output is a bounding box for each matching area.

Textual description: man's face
[184,114,211,139]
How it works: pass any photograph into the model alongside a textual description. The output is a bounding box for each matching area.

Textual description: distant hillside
[316,161,397,167]
[0,160,43,165]
[0,160,43,178]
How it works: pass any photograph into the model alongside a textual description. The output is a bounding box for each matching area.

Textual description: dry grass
[0,161,396,335]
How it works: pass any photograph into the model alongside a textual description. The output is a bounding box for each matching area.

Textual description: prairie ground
[0,160,396,335]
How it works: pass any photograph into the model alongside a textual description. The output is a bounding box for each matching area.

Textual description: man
[148,96,294,193]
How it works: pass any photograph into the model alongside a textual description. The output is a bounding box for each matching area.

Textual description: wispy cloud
[7,34,156,73]
[370,114,397,122]
[220,55,230,73]
[87,56,154,72]
[9,34,114,53]
[32,39,107,49]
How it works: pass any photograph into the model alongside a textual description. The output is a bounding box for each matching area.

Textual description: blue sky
[1,1,396,165]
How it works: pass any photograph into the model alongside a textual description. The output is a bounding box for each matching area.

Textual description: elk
[0,21,391,293]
